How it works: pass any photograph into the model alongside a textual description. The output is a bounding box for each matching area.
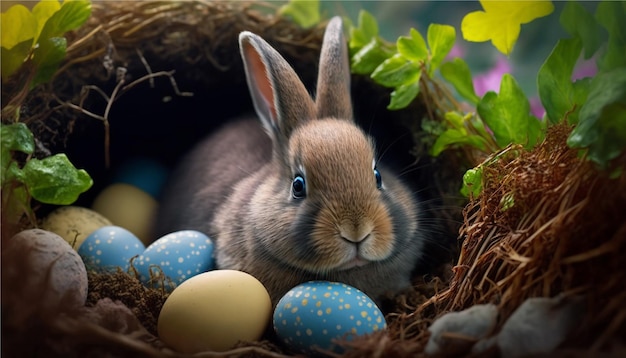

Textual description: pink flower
[473,55,511,97]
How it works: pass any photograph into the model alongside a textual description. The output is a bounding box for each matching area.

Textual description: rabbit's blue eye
[292,175,306,199]
[374,168,382,189]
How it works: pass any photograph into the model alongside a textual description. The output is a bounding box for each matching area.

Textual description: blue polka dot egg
[273,281,386,356]
[77,226,145,271]
[135,230,215,291]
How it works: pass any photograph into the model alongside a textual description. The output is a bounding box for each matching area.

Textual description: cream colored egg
[158,270,272,353]
[91,183,157,246]
[41,206,112,250]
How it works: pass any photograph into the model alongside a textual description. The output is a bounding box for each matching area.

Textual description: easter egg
[273,281,386,355]
[113,157,168,198]
[91,183,158,245]
[135,230,215,291]
[2,229,88,309]
[41,206,113,250]
[158,270,272,353]
[77,226,145,271]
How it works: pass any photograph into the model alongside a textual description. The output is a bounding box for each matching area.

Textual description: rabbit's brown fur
[156,17,424,304]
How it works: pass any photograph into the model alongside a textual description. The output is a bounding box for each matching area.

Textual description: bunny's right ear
[239,32,315,143]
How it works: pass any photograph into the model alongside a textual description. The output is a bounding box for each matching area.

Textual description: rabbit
[155,16,425,304]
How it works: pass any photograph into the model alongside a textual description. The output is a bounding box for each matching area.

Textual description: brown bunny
[156,17,424,304]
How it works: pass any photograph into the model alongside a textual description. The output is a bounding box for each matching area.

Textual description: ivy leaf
[371,54,420,88]
[427,23,455,74]
[560,1,604,59]
[388,80,420,110]
[1,123,35,184]
[278,0,320,29]
[595,1,626,72]
[397,28,428,62]
[32,0,61,43]
[537,38,587,124]
[32,36,67,88]
[37,0,92,42]
[462,0,554,55]
[567,68,626,168]
[440,58,480,104]
[0,4,36,49]
[1,39,33,80]
[478,74,540,148]
[22,153,93,205]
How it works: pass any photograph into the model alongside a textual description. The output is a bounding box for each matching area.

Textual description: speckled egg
[77,226,145,271]
[135,230,215,291]
[41,206,113,250]
[158,270,272,353]
[273,281,386,356]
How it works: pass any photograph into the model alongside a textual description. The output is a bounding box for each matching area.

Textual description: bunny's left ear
[315,16,353,121]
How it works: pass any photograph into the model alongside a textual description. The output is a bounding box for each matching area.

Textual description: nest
[2,1,625,357]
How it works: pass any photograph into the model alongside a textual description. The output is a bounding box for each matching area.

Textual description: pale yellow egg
[158,270,272,353]
[41,206,112,250]
[91,183,157,246]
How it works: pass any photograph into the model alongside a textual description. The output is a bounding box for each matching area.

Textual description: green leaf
[37,0,91,42]
[560,1,604,59]
[397,28,428,62]
[351,38,394,75]
[371,54,420,88]
[595,1,626,72]
[388,80,420,110]
[431,129,489,157]
[3,161,25,186]
[349,10,379,51]
[537,38,586,124]
[478,74,540,148]
[22,153,93,205]
[440,58,480,104]
[567,68,626,168]
[1,39,32,79]
[0,4,36,49]
[427,23,456,74]
[31,36,67,88]
[1,122,35,155]
[461,167,483,198]
[278,0,320,29]
[32,0,61,43]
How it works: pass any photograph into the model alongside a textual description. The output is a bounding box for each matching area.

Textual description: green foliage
[567,69,626,168]
[1,123,93,224]
[537,38,587,125]
[348,10,455,110]
[440,58,480,105]
[347,1,625,199]
[278,0,320,29]
[479,74,543,149]
[0,0,91,86]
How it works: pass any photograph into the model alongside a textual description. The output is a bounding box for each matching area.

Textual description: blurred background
[322,1,599,105]
[2,1,599,104]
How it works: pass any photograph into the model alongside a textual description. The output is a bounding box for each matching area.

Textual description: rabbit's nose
[339,223,373,243]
